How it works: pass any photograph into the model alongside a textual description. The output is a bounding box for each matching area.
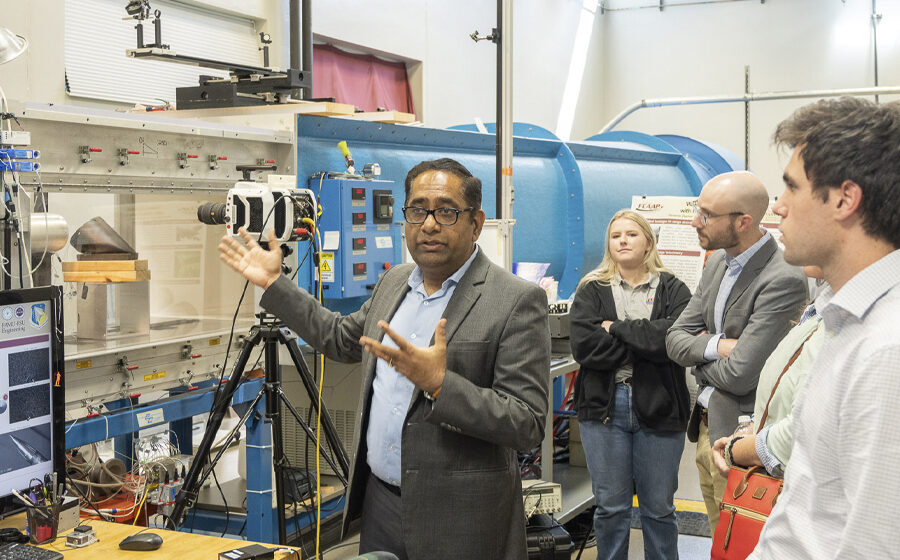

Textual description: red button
[383,262,391,270]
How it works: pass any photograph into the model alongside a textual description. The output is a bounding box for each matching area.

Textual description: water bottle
[732,415,754,436]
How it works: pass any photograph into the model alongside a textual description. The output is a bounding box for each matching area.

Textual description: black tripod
[168,312,350,543]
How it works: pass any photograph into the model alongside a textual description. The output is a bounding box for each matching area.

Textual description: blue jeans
[580,384,685,560]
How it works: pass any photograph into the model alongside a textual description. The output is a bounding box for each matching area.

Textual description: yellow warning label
[143,371,166,382]
[76,360,92,369]
[318,252,335,283]
[209,337,221,346]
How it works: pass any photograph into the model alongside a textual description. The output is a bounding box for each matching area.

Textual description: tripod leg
[264,335,288,544]
[277,387,347,486]
[280,331,351,478]
[169,327,263,529]
[203,390,264,487]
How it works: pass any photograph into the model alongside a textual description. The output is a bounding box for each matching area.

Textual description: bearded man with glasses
[665,171,807,535]
[219,157,550,560]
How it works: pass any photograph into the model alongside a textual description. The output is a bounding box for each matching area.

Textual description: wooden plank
[63,270,151,283]
[75,252,138,261]
[62,260,149,272]
[353,110,417,124]
[170,100,356,120]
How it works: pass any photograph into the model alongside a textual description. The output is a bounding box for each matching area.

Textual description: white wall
[597,0,900,194]
[0,0,607,140]
[8,0,894,193]
[278,0,607,138]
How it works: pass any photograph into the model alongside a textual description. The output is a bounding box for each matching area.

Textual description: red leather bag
[710,327,817,560]
[711,466,782,560]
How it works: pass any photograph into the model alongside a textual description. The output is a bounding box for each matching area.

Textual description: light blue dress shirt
[366,246,479,486]
[702,231,773,361]
[697,231,772,408]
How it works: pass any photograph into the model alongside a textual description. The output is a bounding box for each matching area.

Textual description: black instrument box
[527,514,573,560]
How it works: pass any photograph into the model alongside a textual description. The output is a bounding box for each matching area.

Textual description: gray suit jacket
[260,249,550,560]
[665,237,807,443]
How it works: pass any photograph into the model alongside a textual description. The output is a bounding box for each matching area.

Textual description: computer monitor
[0,286,64,513]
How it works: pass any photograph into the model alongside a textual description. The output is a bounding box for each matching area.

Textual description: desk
[0,517,301,559]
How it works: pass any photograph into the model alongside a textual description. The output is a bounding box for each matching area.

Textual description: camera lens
[197,202,227,225]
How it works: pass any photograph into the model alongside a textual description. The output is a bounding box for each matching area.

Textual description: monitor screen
[0,286,64,509]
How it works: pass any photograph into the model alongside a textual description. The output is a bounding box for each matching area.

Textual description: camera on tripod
[197,174,317,243]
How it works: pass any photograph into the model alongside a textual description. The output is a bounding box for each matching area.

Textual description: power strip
[522,479,562,515]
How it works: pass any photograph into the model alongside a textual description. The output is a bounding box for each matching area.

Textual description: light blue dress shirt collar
[725,229,772,270]
[704,230,774,362]
[407,243,480,294]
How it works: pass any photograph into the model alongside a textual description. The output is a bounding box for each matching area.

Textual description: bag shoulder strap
[757,326,819,433]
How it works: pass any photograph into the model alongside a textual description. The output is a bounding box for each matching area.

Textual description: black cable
[64,471,106,521]
[290,240,313,282]
[182,192,315,532]
[574,524,593,560]
[207,192,315,423]
[281,455,310,559]
[16,230,22,288]
[205,191,294,423]
[204,279,250,429]
[237,496,247,536]
[210,467,230,537]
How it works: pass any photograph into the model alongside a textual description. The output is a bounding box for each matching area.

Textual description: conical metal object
[0,28,27,65]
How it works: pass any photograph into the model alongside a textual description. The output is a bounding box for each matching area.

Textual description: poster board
[631,196,783,293]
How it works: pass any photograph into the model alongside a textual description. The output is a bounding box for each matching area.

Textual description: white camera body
[224,180,316,242]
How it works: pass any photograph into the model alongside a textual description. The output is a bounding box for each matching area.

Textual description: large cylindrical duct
[294,117,741,298]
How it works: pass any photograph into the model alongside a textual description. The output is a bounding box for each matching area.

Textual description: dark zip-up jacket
[570,271,692,431]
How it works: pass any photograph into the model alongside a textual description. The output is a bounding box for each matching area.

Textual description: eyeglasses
[402,206,474,226]
[695,209,744,227]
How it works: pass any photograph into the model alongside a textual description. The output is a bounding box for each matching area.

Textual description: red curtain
[312,44,416,117]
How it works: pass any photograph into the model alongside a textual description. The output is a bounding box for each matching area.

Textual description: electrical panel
[310,177,400,300]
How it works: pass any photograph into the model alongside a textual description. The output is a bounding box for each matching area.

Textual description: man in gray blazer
[665,171,807,534]
[219,158,550,560]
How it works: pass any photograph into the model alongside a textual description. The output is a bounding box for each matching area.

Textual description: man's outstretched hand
[218,227,283,289]
[360,319,447,394]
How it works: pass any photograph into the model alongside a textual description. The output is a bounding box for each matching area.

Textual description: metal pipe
[598,85,900,133]
[495,1,502,221]
[602,0,763,12]
[289,0,299,72]
[302,0,312,99]
[29,213,68,254]
[744,65,750,169]
[873,0,881,103]
[498,0,514,270]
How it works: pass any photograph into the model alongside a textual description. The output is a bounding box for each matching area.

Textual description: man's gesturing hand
[218,227,283,289]
[360,319,447,394]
